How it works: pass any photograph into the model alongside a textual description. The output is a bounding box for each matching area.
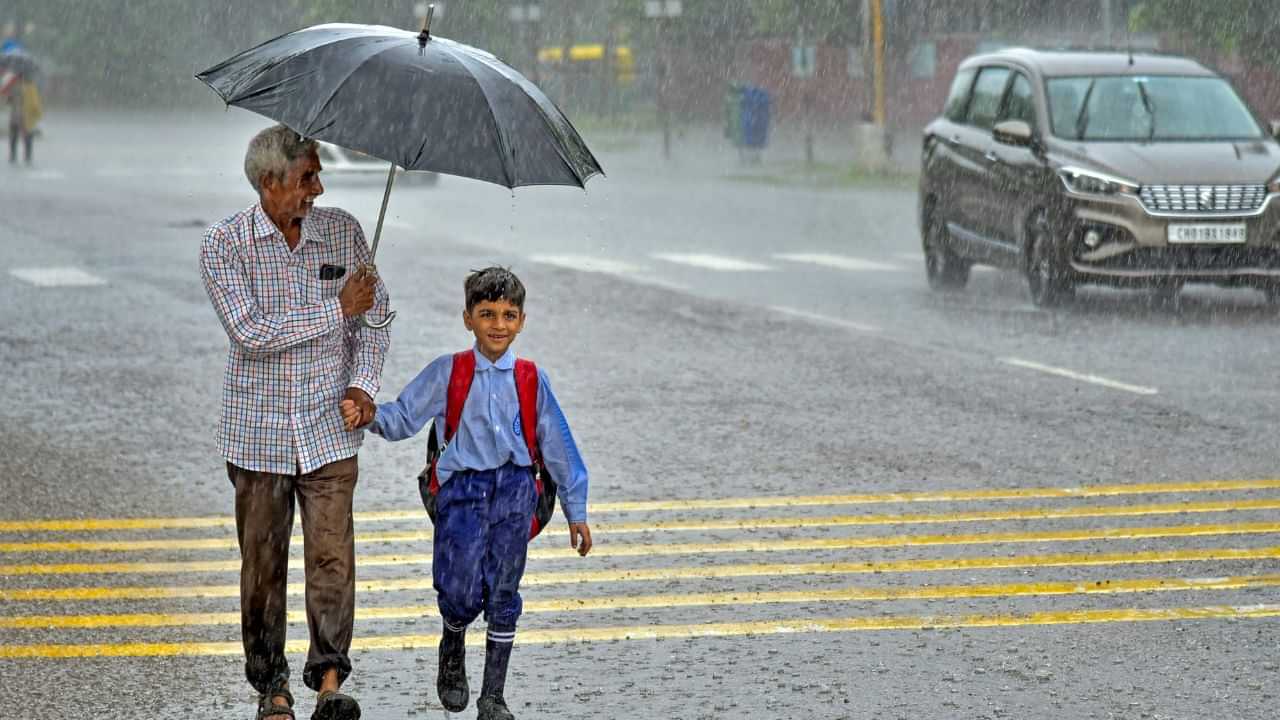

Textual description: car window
[942,68,976,122]
[965,67,1011,130]
[1046,75,1263,140]
[999,73,1036,126]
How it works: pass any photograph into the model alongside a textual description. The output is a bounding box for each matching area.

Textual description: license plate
[1167,223,1247,244]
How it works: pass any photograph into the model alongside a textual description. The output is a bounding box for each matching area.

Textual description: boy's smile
[464,299,525,362]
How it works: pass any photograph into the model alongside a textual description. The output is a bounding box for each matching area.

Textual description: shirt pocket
[304,265,348,304]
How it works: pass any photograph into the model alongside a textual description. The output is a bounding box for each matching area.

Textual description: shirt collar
[251,203,282,241]
[250,203,328,244]
[473,345,516,371]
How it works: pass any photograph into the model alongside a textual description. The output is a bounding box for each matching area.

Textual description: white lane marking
[1001,357,1158,396]
[26,169,66,181]
[529,254,646,275]
[10,267,108,287]
[773,253,904,272]
[385,220,415,231]
[652,253,773,272]
[769,306,881,333]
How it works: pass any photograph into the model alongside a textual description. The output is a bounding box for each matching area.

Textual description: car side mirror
[993,120,1034,147]
[1269,120,1280,140]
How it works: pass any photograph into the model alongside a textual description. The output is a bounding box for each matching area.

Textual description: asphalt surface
[0,109,1278,719]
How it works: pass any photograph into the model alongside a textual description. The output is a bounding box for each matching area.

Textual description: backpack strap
[426,349,476,500]
[444,350,476,442]
[515,357,558,539]
[513,358,540,464]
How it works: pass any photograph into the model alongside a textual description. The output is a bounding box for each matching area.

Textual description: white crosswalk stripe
[529,254,647,276]
[10,267,108,287]
[651,253,773,271]
[774,253,904,272]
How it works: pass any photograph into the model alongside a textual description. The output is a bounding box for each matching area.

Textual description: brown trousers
[227,456,358,693]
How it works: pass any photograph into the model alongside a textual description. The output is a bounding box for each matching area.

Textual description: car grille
[1139,184,1268,215]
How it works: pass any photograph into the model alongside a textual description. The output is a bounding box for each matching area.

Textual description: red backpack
[417,350,558,539]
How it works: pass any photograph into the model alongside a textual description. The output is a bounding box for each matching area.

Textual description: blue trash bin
[740,86,770,150]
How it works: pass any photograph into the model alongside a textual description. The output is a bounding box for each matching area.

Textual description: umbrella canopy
[0,49,38,80]
[196,23,602,189]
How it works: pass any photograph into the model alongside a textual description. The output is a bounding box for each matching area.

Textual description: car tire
[923,213,971,291]
[1025,212,1074,308]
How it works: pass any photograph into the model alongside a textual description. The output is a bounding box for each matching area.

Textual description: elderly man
[200,124,388,720]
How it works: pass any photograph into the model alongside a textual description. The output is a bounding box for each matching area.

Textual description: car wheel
[1025,212,1073,308]
[923,214,971,291]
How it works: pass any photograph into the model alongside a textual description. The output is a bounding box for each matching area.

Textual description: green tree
[1132,0,1280,65]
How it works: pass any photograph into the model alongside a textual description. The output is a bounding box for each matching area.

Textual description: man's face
[261,149,324,228]
[464,299,525,361]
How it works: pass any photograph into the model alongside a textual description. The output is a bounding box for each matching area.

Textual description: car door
[927,67,976,232]
[988,70,1044,254]
[950,65,1011,256]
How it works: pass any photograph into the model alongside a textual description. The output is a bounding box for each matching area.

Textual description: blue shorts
[432,463,537,631]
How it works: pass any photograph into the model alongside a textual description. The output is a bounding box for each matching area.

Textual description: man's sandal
[256,685,295,720]
[312,690,361,720]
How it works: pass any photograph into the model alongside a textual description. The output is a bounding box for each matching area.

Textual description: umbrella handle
[357,163,398,330]
[356,262,396,329]
[359,309,397,329]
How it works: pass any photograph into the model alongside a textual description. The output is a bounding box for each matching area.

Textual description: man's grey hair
[244,124,318,194]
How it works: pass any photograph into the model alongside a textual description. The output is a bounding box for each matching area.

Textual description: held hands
[340,388,375,431]
[568,522,593,557]
[339,266,378,318]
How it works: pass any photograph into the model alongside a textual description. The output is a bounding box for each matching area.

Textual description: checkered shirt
[200,203,391,475]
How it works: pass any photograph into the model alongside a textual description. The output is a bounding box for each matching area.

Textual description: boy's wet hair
[465,266,526,311]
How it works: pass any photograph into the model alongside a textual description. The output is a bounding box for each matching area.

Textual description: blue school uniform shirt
[370,345,589,523]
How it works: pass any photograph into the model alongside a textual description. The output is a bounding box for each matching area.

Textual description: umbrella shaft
[369,162,397,262]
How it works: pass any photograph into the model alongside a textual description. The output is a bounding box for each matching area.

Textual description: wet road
[1,110,1278,719]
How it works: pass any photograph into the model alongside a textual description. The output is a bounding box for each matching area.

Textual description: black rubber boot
[481,634,515,699]
[437,625,469,712]
[476,694,515,720]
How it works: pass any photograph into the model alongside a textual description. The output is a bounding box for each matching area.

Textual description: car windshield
[1046,75,1263,141]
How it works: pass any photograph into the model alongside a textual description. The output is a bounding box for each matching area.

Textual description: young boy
[342,267,592,720]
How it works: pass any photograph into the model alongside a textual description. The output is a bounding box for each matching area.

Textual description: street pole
[798,25,814,169]
[871,0,885,126]
[660,19,671,159]
[509,4,542,84]
[646,0,681,160]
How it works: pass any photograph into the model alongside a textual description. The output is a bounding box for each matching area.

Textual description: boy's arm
[370,354,452,441]
[535,368,589,524]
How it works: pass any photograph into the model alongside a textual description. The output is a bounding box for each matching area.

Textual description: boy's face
[464,298,525,361]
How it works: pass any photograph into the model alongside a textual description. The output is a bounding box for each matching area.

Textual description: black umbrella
[195,9,604,327]
[0,49,38,79]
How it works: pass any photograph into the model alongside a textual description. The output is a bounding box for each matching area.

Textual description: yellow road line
[3,603,1277,658]
[3,478,1278,533]
[5,497,1280,554]
[595,498,1280,534]
[2,519,1278,566]
[3,540,1279,579]
[4,573,1277,629]
[3,540,1278,603]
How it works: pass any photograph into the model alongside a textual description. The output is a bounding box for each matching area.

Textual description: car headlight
[1058,166,1140,196]
[1268,175,1280,194]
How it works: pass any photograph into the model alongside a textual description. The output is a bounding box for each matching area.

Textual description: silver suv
[919,48,1280,306]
